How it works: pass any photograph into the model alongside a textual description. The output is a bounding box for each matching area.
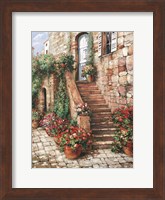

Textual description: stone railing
[65,71,90,131]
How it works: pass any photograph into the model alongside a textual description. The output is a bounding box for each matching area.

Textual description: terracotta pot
[64,146,82,159]
[86,75,94,82]
[32,120,39,129]
[123,140,133,157]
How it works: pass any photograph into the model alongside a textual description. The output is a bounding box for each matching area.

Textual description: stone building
[48,32,133,111]
[37,32,133,148]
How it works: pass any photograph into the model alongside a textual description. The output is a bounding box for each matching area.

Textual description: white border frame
[12,12,153,188]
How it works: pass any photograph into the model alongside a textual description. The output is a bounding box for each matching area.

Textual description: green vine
[54,54,75,119]
[32,54,56,108]
[86,32,94,65]
[54,78,69,119]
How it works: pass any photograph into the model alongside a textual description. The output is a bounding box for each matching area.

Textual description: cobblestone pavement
[32,128,133,168]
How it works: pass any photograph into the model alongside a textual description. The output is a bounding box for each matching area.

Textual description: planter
[64,146,82,159]
[123,140,133,157]
[86,75,94,83]
[32,120,39,129]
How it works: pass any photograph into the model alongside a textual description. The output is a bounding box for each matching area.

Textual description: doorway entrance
[42,88,47,112]
[78,33,89,81]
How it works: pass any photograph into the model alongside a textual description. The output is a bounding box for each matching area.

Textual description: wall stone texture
[47,32,133,112]
[38,74,57,112]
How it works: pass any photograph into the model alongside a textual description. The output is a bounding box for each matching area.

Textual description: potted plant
[32,111,41,129]
[111,106,133,156]
[81,65,96,82]
[51,117,69,144]
[39,112,56,136]
[39,112,69,139]
[60,126,92,159]
[76,103,92,116]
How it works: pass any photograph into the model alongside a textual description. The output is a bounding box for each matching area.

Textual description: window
[98,32,117,57]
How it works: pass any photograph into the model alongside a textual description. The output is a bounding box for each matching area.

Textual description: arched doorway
[78,33,89,81]
[42,88,47,112]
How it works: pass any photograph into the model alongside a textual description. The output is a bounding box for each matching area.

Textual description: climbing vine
[86,32,94,65]
[54,54,74,119]
[32,54,56,108]
[54,78,69,119]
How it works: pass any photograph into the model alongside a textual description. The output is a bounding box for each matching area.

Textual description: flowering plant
[76,103,92,116]
[81,65,97,78]
[39,112,56,127]
[54,54,74,78]
[60,126,93,151]
[39,112,69,137]
[111,106,133,153]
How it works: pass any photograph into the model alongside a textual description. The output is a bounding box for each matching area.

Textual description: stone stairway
[77,81,117,149]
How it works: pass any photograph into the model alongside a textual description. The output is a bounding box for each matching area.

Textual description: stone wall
[48,31,133,111]
[49,32,71,57]
[38,74,57,112]
[95,32,133,111]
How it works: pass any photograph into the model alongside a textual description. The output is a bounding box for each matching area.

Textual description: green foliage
[32,54,56,108]
[69,119,78,126]
[32,111,42,120]
[54,54,74,78]
[54,79,69,119]
[86,32,94,65]
[53,53,75,119]
[111,106,133,153]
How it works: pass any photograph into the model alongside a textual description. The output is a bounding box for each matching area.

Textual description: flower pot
[32,120,39,129]
[64,146,82,159]
[86,75,94,83]
[123,140,133,157]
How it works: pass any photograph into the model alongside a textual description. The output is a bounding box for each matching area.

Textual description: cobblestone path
[32,128,133,168]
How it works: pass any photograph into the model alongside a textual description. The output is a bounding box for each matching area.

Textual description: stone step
[92,141,113,149]
[76,81,96,85]
[92,127,117,131]
[80,90,101,95]
[83,99,106,104]
[89,104,109,109]
[81,94,104,100]
[91,108,111,113]
[78,88,99,92]
[91,116,110,122]
[77,84,98,88]
[91,121,113,126]
[81,91,103,98]
[92,128,117,134]
[93,134,114,141]
[91,124,115,129]
[92,112,111,117]
[82,96,104,100]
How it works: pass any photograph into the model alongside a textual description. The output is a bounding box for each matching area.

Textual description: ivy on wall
[32,54,56,109]
[32,52,74,119]
[86,32,94,65]
[54,54,74,119]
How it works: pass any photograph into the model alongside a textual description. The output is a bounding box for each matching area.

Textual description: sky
[32,32,48,55]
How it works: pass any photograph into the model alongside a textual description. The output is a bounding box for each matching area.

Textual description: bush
[111,106,133,153]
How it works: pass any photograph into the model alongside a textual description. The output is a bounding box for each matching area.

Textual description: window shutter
[98,32,102,57]
[111,32,117,52]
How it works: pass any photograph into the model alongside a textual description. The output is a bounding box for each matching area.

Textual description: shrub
[60,126,92,152]
[111,106,133,153]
